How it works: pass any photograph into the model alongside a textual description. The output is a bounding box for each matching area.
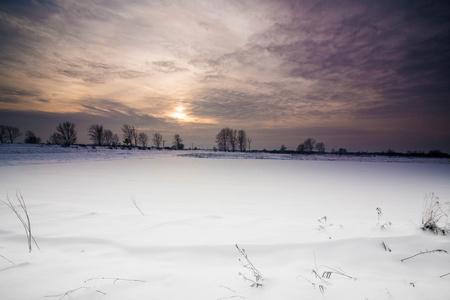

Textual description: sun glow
[167,105,217,124]
[170,105,188,120]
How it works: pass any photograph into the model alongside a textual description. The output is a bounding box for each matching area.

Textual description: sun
[167,105,217,124]
[170,105,188,121]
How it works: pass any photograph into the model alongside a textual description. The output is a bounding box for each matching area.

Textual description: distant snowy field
[1,144,450,299]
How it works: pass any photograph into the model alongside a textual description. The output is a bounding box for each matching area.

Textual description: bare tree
[88,124,104,146]
[247,137,252,151]
[296,144,305,153]
[24,131,41,144]
[280,144,287,153]
[122,124,135,147]
[48,132,61,145]
[228,129,237,152]
[0,125,7,143]
[215,128,230,151]
[132,126,139,147]
[138,132,149,148]
[103,129,114,146]
[4,125,22,143]
[173,134,184,150]
[52,122,77,146]
[152,132,163,148]
[303,138,316,152]
[316,142,326,153]
[237,130,247,152]
[112,133,119,147]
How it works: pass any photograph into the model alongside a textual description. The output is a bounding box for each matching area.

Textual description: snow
[1,144,450,299]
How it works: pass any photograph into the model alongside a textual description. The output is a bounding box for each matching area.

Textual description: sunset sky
[1,0,449,152]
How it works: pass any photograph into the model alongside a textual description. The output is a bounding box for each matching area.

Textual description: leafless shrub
[421,193,450,235]
[236,244,263,287]
[1,191,39,252]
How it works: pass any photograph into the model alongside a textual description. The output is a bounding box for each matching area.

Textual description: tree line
[0,122,184,149]
[215,127,252,152]
[0,125,41,144]
[2,123,449,157]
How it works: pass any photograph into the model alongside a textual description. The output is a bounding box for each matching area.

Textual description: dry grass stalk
[0,254,14,264]
[236,244,263,287]
[320,266,354,280]
[0,191,39,252]
[376,207,383,225]
[381,241,392,252]
[84,277,146,284]
[401,249,448,262]
[421,193,450,235]
[131,195,145,215]
[44,287,89,300]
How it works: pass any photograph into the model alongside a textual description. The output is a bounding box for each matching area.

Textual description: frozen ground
[1,144,449,299]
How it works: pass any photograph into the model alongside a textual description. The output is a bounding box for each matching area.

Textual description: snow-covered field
[1,144,449,299]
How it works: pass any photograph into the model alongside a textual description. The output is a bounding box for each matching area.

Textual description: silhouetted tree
[103,129,114,146]
[247,137,252,151]
[48,133,61,145]
[122,124,136,147]
[49,122,76,146]
[0,125,7,143]
[338,148,347,154]
[216,127,231,151]
[303,138,316,152]
[228,129,237,152]
[24,131,41,144]
[138,132,149,148]
[296,144,305,153]
[173,134,184,150]
[88,124,104,146]
[280,144,287,153]
[153,132,163,148]
[315,142,325,153]
[112,133,119,147]
[4,125,22,144]
[132,126,139,147]
[216,128,250,152]
[237,130,247,152]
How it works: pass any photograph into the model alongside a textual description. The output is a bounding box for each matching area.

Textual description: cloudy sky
[1,0,449,152]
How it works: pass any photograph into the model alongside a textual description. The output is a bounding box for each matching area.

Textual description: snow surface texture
[1,144,450,299]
